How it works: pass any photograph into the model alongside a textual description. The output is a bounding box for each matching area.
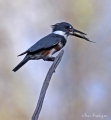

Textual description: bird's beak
[70,29,95,43]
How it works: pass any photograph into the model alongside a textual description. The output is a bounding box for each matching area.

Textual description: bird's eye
[66,26,72,29]
[69,26,72,29]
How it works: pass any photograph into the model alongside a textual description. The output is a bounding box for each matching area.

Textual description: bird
[12,22,94,72]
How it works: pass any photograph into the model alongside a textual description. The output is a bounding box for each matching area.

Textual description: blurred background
[0,0,111,120]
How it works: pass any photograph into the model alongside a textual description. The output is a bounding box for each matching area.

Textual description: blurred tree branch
[32,50,64,120]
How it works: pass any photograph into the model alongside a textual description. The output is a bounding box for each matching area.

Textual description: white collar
[53,31,68,39]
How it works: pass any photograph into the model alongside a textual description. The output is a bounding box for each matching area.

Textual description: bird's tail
[12,56,29,72]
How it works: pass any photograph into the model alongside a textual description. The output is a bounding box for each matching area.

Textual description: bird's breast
[40,41,64,57]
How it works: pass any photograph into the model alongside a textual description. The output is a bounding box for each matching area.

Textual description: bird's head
[51,22,95,43]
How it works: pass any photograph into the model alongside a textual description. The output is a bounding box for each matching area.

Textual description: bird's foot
[43,56,55,61]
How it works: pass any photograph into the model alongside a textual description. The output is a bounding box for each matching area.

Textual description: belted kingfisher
[13,22,94,72]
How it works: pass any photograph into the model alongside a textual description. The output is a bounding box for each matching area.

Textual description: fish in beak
[70,29,95,43]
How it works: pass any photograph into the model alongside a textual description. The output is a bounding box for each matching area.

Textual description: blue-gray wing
[28,34,61,52]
